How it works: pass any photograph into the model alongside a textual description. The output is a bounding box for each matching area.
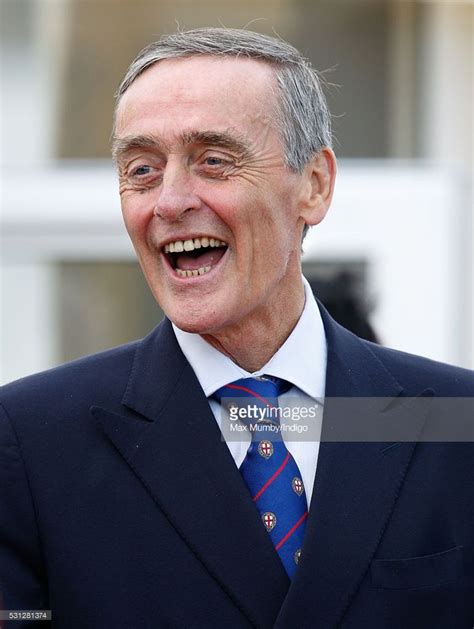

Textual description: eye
[198,153,235,177]
[204,156,226,166]
[131,165,152,177]
[128,163,162,184]
[124,162,162,190]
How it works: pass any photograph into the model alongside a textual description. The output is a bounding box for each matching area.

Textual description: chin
[165,303,238,337]
[171,317,209,335]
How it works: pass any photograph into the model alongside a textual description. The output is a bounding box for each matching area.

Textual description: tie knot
[212,376,290,429]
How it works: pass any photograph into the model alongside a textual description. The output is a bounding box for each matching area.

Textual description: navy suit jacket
[1,305,473,628]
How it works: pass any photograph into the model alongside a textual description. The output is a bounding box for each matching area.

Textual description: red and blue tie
[212,376,308,578]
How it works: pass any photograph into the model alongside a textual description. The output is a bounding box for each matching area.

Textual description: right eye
[127,164,163,189]
[131,165,152,177]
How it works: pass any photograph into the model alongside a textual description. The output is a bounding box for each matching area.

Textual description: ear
[298,148,337,226]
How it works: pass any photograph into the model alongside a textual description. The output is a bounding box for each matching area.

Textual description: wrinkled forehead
[114,55,280,136]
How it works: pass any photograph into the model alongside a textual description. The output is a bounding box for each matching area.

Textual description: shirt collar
[172,276,327,400]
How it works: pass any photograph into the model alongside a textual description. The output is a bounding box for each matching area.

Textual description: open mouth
[163,236,228,278]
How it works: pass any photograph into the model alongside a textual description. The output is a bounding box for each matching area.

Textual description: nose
[153,159,201,221]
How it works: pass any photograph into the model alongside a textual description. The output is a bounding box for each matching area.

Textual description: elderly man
[1,28,473,629]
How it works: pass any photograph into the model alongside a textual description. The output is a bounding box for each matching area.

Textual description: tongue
[176,248,226,271]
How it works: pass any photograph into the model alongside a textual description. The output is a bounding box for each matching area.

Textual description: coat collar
[92,305,432,628]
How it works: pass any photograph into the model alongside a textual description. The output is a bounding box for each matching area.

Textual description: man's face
[114,56,315,335]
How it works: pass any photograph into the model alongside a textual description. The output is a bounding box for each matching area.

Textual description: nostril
[153,205,196,220]
[153,204,177,219]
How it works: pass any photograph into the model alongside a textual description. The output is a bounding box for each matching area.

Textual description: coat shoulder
[0,338,141,420]
[362,339,474,396]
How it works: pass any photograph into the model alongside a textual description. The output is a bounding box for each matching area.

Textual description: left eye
[204,156,226,166]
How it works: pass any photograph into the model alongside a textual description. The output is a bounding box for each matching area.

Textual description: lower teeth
[176,265,212,278]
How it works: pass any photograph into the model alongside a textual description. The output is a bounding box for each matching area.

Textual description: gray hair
[116,27,332,173]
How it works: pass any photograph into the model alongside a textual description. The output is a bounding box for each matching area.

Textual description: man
[0,28,473,629]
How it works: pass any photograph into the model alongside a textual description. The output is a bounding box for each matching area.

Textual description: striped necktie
[212,376,308,578]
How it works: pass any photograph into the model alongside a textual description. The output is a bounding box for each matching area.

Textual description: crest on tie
[258,440,274,459]
[292,477,304,496]
[262,512,277,532]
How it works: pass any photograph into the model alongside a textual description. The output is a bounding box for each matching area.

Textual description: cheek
[121,198,153,242]
[207,188,264,236]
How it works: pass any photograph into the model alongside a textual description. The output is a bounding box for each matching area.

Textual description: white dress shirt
[172,276,327,506]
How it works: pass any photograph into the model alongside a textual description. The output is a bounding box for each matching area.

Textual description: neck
[201,277,305,373]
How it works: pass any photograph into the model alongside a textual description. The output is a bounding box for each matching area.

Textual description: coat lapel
[275,305,433,628]
[92,319,289,629]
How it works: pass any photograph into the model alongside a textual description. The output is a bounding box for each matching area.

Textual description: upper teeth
[164,237,227,253]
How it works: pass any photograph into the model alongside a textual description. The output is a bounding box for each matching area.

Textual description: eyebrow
[112,129,251,162]
[181,130,250,156]
[111,134,167,162]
